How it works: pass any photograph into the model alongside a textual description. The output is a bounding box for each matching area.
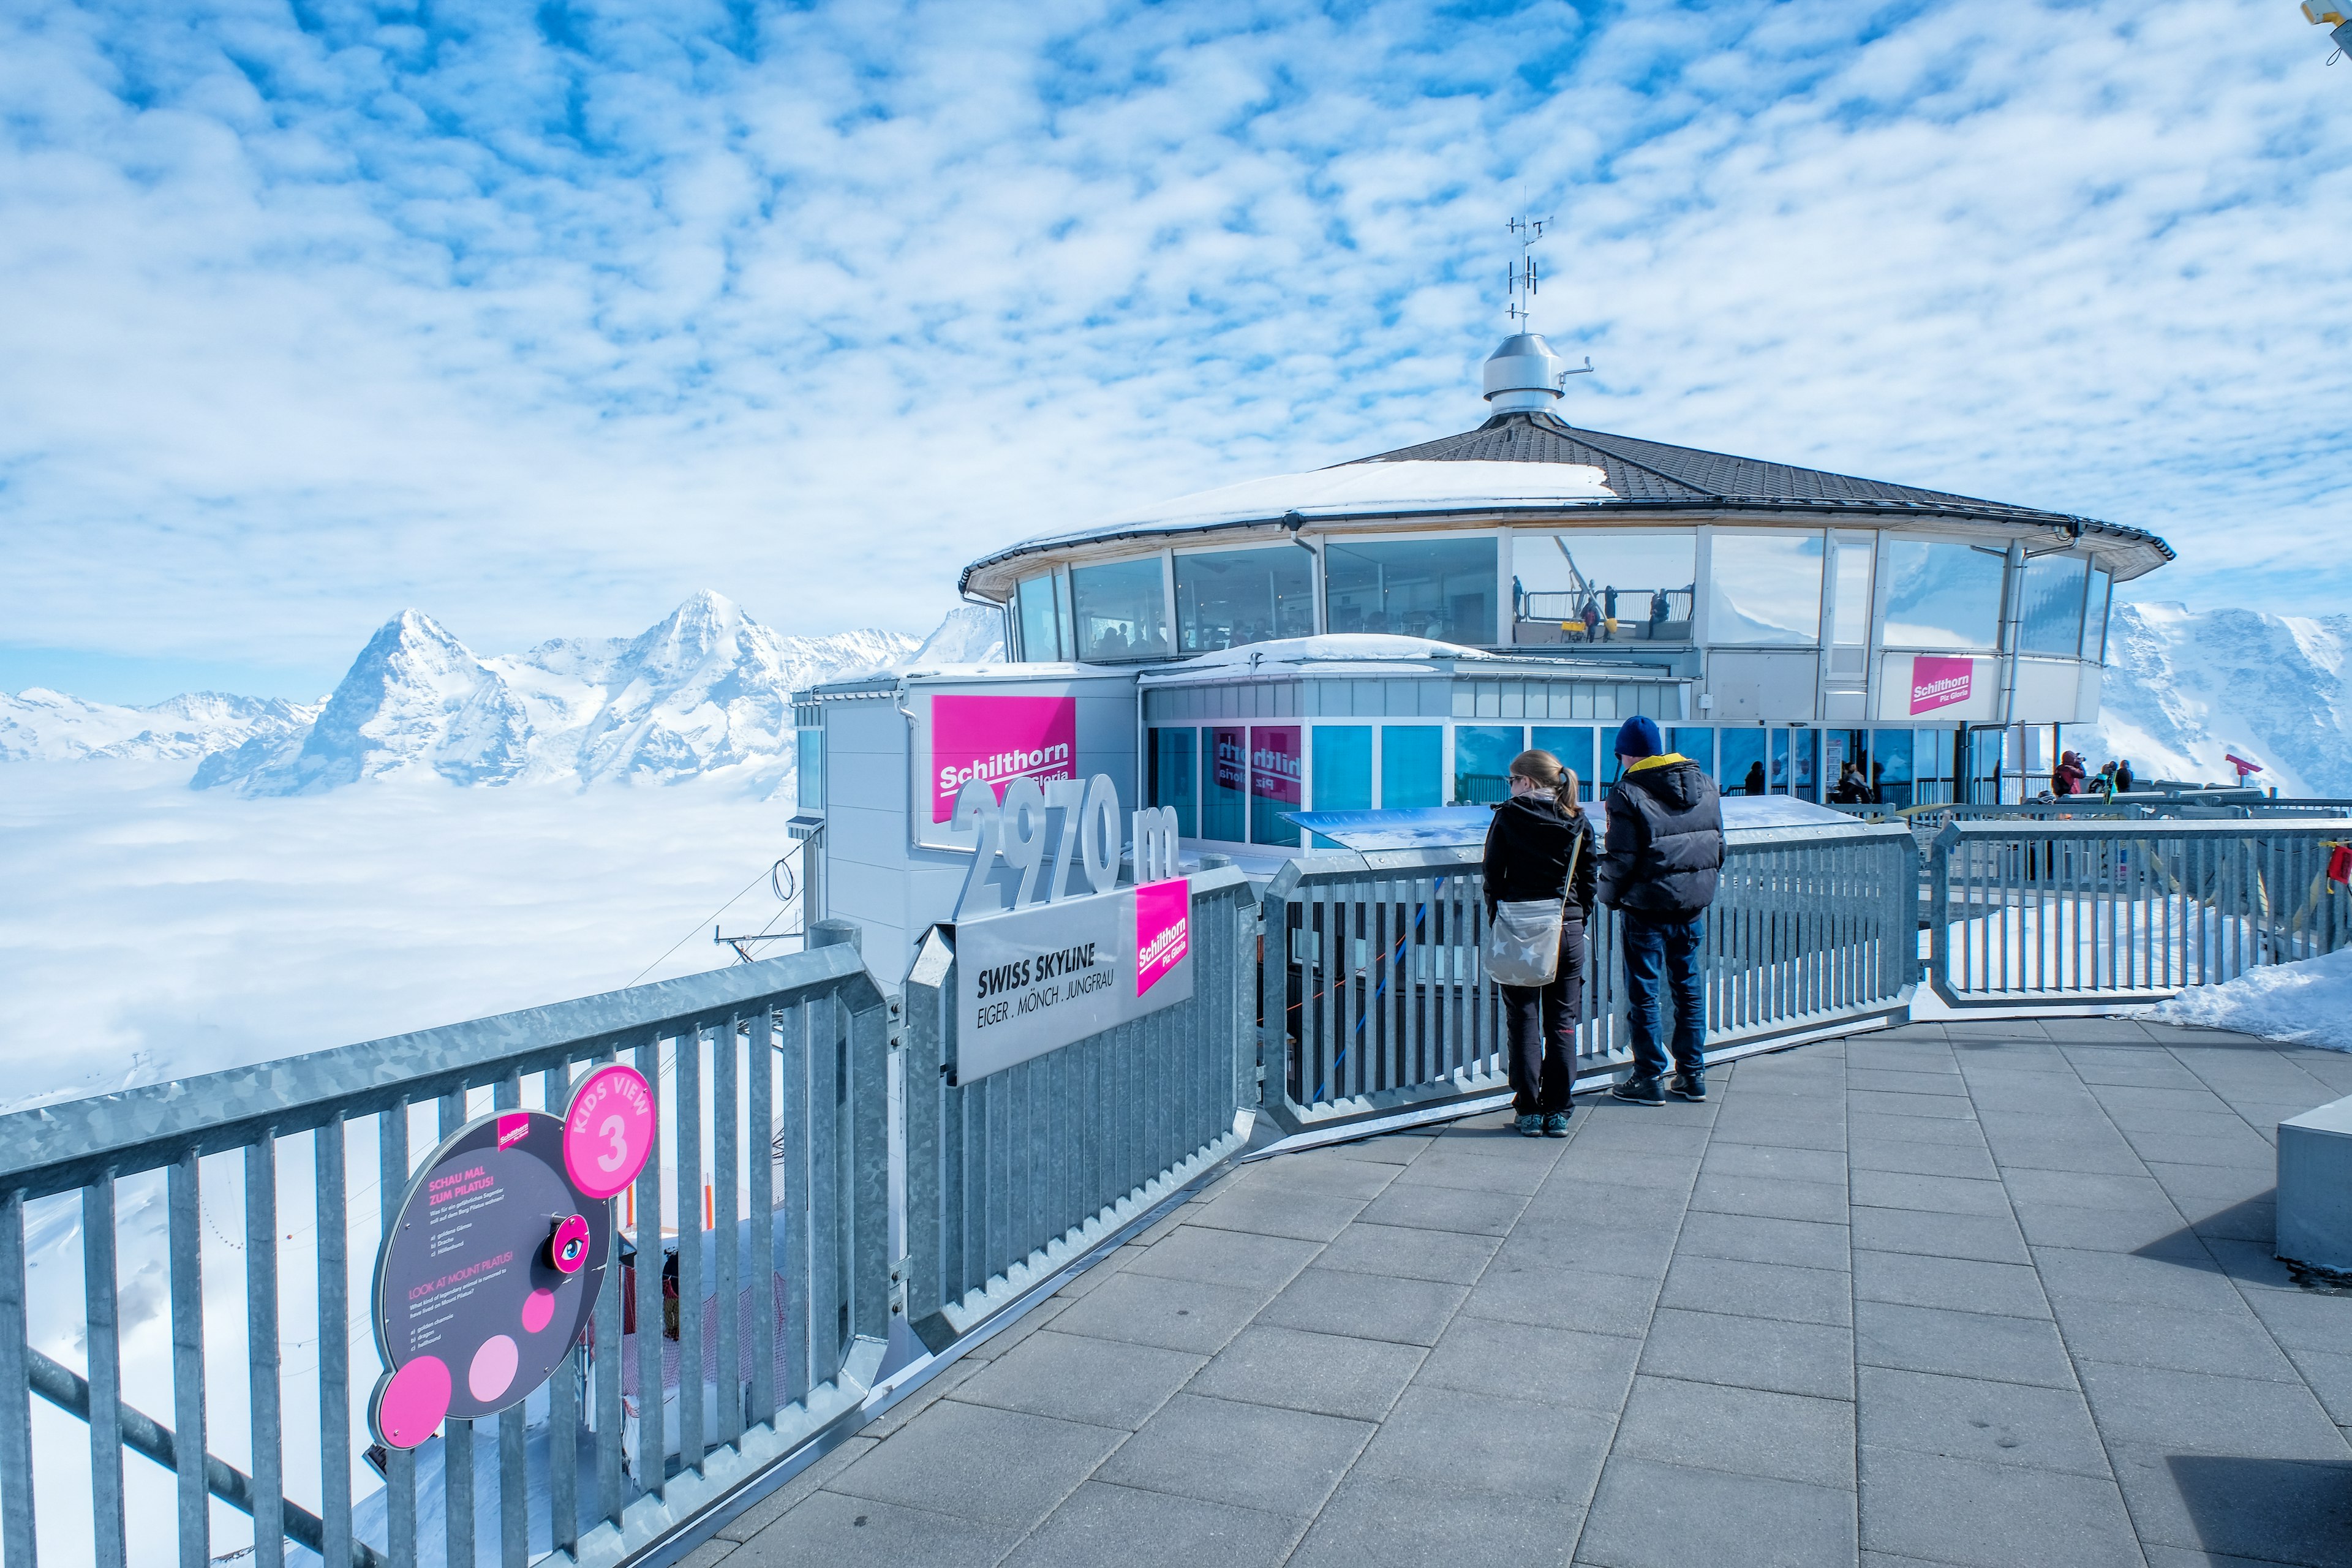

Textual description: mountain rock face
[1,687,320,763]
[187,593,921,794]
[2081,603,2352,797]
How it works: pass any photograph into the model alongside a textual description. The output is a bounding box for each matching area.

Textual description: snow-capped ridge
[183,596,928,795]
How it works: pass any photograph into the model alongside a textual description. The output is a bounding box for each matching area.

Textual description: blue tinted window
[1250,725,1303,847]
[1380,726,1442,808]
[795,727,824,811]
[2018,555,2087,657]
[1869,729,1914,808]
[1204,725,1246,841]
[1149,728,1198,837]
[1791,729,1820,800]
[1722,729,1768,796]
[1670,728,1715,774]
[1532,727,1594,801]
[1313,726,1373,811]
[1453,725,1524,804]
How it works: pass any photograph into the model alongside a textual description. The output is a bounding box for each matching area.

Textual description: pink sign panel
[1250,725,1302,805]
[1909,655,1974,716]
[1134,878,1191,997]
[932,695,1079,823]
[563,1063,655,1201]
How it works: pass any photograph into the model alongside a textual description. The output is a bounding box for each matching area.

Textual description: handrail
[1257,818,1917,1133]
[1927,817,2352,1006]
[0,947,891,1568]
[901,870,1259,1345]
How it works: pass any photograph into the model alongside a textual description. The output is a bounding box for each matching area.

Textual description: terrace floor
[698,1018,2352,1568]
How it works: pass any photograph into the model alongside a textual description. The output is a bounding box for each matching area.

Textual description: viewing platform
[697,1018,2352,1568]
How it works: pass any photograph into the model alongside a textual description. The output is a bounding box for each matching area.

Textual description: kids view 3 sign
[366,1063,655,1450]
[943,746,1193,1082]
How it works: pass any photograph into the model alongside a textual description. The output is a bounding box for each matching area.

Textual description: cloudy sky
[2,0,2345,703]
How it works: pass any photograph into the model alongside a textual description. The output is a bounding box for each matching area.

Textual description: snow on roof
[1001,459,1616,554]
[1158,633,1504,671]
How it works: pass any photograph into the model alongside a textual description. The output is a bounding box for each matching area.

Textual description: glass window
[1015,572,1063,662]
[795,726,824,810]
[2018,555,2088,657]
[1069,556,1170,660]
[1313,726,1373,811]
[2081,569,2112,662]
[1324,537,1498,646]
[1380,725,1442,807]
[1721,729,1768,796]
[1205,725,1246,841]
[1532,726,1595,801]
[1671,728,1716,774]
[1515,530,1695,644]
[1880,539,2005,649]
[1453,725,1523,804]
[1864,729,1913,808]
[1830,537,1874,646]
[1791,729,1820,801]
[1175,548,1316,653]
[1149,727,1198,837]
[1707,532,1823,645]
[1250,725,1302,846]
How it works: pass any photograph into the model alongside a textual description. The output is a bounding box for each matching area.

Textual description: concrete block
[2275,1093,2352,1273]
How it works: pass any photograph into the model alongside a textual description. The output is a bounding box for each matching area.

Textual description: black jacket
[1482,794,1598,921]
[1599,756,1724,918]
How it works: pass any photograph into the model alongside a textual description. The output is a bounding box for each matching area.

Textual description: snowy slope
[2082,602,2352,797]
[905,604,1008,665]
[0,687,319,762]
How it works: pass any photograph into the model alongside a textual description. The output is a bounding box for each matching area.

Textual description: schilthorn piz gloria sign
[948,766,1191,1083]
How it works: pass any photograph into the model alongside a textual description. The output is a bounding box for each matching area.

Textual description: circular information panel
[369,1102,631,1450]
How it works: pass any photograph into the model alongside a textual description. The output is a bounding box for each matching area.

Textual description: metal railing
[0,948,889,1568]
[1928,819,2352,1006]
[1258,819,1917,1131]
[900,871,1259,1345]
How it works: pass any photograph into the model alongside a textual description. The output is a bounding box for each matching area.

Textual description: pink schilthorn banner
[1909,655,1974,716]
[932,695,1078,823]
[1134,878,1191,997]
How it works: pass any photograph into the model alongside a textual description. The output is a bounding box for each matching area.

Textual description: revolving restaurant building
[956,333,2173,854]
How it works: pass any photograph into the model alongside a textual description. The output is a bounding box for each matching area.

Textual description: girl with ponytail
[1480,749,1599,1136]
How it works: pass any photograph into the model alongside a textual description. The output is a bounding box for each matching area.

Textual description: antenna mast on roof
[1507,213,1550,328]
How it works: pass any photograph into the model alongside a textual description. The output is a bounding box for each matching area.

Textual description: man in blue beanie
[1599,715,1724,1103]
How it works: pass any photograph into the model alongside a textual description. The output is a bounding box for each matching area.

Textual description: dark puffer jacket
[1599,755,1724,918]
[1482,794,1599,919]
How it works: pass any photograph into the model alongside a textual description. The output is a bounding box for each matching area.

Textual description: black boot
[1668,1071,1707,1102]
[1610,1074,1665,1106]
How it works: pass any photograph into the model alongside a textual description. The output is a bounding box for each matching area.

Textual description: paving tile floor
[701,1019,2352,1567]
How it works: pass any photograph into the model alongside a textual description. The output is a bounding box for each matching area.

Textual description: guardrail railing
[1258,820,1917,1133]
[0,947,890,1568]
[900,870,1259,1345]
[1928,819,2352,1006]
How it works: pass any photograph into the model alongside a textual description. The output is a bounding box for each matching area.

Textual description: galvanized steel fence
[0,948,890,1568]
[1258,820,1917,1133]
[1929,819,2352,1006]
[900,870,1259,1345]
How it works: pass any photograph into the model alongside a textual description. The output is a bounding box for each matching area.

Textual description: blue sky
[2,0,2346,703]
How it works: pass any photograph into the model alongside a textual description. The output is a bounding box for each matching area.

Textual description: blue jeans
[1622,913,1706,1080]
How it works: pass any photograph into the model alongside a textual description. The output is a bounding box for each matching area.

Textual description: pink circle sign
[564,1063,655,1200]
[372,1355,451,1449]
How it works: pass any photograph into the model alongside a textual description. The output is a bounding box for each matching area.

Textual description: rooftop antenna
[1507,213,1549,329]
